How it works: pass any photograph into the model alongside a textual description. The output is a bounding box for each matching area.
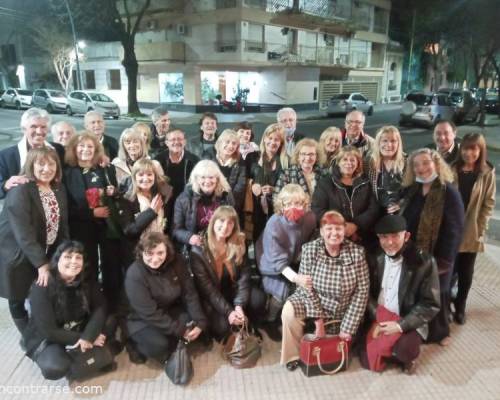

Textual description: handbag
[66,345,114,380]
[299,333,350,377]
[165,339,193,385]
[222,321,261,369]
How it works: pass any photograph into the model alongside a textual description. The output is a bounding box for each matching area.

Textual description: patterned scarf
[415,180,446,254]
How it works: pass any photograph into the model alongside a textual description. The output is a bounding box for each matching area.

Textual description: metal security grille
[319,81,378,109]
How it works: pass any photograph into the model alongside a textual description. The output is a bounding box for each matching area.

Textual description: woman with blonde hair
[366,125,406,214]
[173,160,234,251]
[318,127,342,169]
[401,148,464,345]
[255,184,316,341]
[190,206,266,341]
[131,122,152,154]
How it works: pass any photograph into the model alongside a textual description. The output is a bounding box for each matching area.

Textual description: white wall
[259,69,286,104]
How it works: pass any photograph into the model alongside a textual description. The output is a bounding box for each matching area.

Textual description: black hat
[375,215,407,234]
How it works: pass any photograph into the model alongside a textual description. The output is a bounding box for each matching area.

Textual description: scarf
[415,180,446,254]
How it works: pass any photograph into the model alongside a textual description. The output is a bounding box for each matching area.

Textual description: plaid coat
[273,164,325,199]
[288,238,369,336]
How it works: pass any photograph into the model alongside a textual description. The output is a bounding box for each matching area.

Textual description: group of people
[0,104,494,382]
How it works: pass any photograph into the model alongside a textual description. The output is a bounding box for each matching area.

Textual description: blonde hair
[129,158,166,199]
[273,183,310,214]
[65,131,105,167]
[318,127,342,168]
[258,123,288,169]
[118,128,147,161]
[335,146,364,178]
[371,126,405,174]
[189,160,231,196]
[215,129,240,164]
[402,148,454,187]
[132,122,152,151]
[206,206,246,279]
[291,138,320,166]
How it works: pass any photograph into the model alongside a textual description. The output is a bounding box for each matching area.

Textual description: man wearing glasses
[341,110,374,156]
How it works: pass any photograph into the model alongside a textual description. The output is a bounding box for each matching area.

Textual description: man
[361,214,440,374]
[0,107,64,199]
[51,120,76,147]
[84,110,118,160]
[188,112,219,160]
[149,106,171,158]
[430,120,460,164]
[341,110,374,156]
[154,129,199,232]
[277,107,304,157]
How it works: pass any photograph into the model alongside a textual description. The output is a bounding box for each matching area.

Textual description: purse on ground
[165,339,193,385]
[299,333,350,377]
[222,321,261,369]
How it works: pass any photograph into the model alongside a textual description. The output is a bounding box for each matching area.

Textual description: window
[246,23,264,52]
[84,70,96,90]
[216,23,237,52]
[108,69,121,90]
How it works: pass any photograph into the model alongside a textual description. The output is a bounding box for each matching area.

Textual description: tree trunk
[121,37,140,115]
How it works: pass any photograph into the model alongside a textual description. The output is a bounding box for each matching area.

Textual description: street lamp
[63,0,82,90]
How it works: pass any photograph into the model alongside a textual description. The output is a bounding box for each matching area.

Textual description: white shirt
[378,255,403,315]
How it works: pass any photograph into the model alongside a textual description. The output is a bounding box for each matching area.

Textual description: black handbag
[165,339,193,385]
[66,345,114,380]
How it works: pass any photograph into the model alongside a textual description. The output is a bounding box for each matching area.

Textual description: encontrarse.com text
[0,384,103,395]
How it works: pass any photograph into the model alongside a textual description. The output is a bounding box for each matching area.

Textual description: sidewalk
[1,243,500,399]
[456,114,500,151]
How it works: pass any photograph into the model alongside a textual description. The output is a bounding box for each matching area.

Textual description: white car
[327,92,374,116]
[0,88,33,109]
[32,89,68,113]
[66,90,120,119]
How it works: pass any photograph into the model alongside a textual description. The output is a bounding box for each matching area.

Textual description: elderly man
[84,110,119,160]
[429,120,460,164]
[0,107,64,199]
[277,107,305,157]
[361,214,440,375]
[149,106,171,158]
[341,110,374,156]
[51,120,76,147]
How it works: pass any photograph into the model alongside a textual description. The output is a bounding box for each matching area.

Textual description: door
[5,89,15,106]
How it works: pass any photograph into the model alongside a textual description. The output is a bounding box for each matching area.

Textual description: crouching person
[361,215,440,374]
[23,241,117,381]
[125,232,207,370]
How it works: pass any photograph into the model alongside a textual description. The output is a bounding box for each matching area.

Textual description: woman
[125,232,207,367]
[312,146,379,244]
[0,148,69,334]
[281,211,369,371]
[23,241,116,381]
[214,129,247,213]
[366,126,406,214]
[318,127,342,169]
[190,206,266,341]
[132,122,152,154]
[255,184,316,341]
[235,121,259,176]
[172,160,234,251]
[451,133,495,324]
[248,123,287,241]
[188,112,218,160]
[274,138,324,199]
[401,148,464,345]
[64,132,124,310]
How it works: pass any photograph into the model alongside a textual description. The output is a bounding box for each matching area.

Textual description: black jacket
[102,135,119,160]
[149,123,168,159]
[190,245,251,317]
[124,255,207,337]
[216,159,247,213]
[366,242,440,337]
[154,149,199,196]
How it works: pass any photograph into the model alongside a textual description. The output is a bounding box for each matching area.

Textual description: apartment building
[80,0,403,110]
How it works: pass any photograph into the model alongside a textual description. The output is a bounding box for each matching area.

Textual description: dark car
[485,94,500,114]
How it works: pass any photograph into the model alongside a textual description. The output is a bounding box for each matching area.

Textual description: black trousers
[453,252,477,313]
[427,270,452,343]
[129,326,176,364]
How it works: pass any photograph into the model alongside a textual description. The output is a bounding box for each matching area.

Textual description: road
[1,106,500,240]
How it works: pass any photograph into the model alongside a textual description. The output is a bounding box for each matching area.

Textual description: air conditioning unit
[146,19,157,30]
[177,24,187,35]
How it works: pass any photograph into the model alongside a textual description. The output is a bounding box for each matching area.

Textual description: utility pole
[406,8,416,93]
[63,0,82,90]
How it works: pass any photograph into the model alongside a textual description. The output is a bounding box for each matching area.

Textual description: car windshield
[48,91,66,98]
[18,90,33,96]
[406,93,432,105]
[89,93,112,102]
[449,93,463,103]
[331,94,350,100]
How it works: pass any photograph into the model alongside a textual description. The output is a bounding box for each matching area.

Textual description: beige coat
[452,163,496,253]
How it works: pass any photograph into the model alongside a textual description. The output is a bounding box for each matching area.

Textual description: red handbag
[299,333,350,377]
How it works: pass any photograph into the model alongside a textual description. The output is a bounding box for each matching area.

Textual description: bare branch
[132,0,152,37]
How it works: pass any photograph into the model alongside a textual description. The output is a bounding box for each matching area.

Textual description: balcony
[215,40,239,52]
[244,40,266,53]
[135,42,185,62]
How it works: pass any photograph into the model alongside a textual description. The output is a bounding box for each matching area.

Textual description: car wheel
[112,115,119,120]
[87,107,94,112]
[15,101,21,110]
[66,106,73,116]
[46,104,53,114]
[367,106,374,116]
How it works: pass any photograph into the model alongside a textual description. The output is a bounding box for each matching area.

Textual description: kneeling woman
[23,241,116,381]
[190,206,266,341]
[281,211,369,371]
[125,232,207,365]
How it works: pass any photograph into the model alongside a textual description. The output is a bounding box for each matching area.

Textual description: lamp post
[63,0,82,90]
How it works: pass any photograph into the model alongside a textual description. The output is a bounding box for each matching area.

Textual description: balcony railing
[267,0,351,20]
[215,41,239,52]
[244,40,266,53]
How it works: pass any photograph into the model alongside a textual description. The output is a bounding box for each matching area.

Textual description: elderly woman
[312,146,379,244]
[401,148,464,345]
[172,160,234,251]
[0,148,69,334]
[125,232,207,367]
[366,126,406,214]
[318,127,342,169]
[281,210,369,371]
[190,206,266,341]
[274,138,324,199]
[51,121,76,147]
[214,129,247,213]
[23,241,116,381]
[256,184,316,341]
[451,133,495,324]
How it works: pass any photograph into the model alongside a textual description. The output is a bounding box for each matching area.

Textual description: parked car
[66,90,120,119]
[32,89,68,113]
[437,88,480,123]
[327,92,374,116]
[0,88,33,109]
[485,94,500,114]
[399,92,455,128]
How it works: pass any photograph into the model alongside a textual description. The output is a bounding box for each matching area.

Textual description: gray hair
[151,106,169,123]
[117,128,147,161]
[84,110,104,125]
[51,120,76,137]
[276,107,296,123]
[189,160,231,197]
[20,107,51,129]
